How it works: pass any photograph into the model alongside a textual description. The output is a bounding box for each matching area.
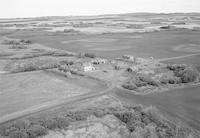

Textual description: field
[0,70,106,120]
[162,55,200,69]
[0,13,200,138]
[6,30,200,59]
[113,86,200,132]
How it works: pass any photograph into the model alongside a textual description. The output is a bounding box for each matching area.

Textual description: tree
[180,67,199,83]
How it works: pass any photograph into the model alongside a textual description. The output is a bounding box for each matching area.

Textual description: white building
[83,63,95,72]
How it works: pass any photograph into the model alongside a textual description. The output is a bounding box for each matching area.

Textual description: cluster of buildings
[58,54,157,74]
[82,58,107,72]
[59,58,108,72]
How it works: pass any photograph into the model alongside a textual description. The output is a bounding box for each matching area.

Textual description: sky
[0,0,200,18]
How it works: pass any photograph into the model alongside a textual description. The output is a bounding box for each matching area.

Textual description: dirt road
[158,53,200,62]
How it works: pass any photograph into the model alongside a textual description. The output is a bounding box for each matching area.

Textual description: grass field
[0,71,106,117]
[7,30,200,59]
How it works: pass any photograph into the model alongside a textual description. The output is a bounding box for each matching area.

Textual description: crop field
[7,30,200,59]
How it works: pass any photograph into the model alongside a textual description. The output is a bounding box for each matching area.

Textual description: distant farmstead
[92,58,107,65]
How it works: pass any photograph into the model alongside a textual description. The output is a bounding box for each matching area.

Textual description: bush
[180,67,199,83]
[114,111,141,124]
[131,76,147,87]
[64,29,77,33]
[84,53,96,58]
[13,120,30,130]
[71,111,90,121]
[0,105,195,138]
[92,108,110,118]
[139,76,159,86]
[20,39,32,44]
[44,119,58,130]
[0,125,18,136]
[9,130,28,138]
[122,83,137,90]
[167,64,199,83]
[160,75,181,84]
[142,106,163,125]
[54,116,70,129]
[27,124,47,138]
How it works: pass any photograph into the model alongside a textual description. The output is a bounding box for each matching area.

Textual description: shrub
[139,76,159,86]
[84,53,96,58]
[64,29,77,33]
[142,106,163,125]
[130,125,158,138]
[122,83,137,90]
[114,111,141,124]
[63,111,90,121]
[20,39,32,44]
[133,76,148,87]
[72,111,90,121]
[114,65,120,70]
[130,126,148,138]
[27,124,47,138]
[9,45,27,49]
[92,108,110,118]
[44,119,58,130]
[127,121,145,132]
[9,130,28,138]
[124,104,143,112]
[160,75,181,84]
[167,64,199,83]
[167,64,186,73]
[0,124,20,136]
[54,116,70,129]
[180,67,199,83]
[13,120,30,130]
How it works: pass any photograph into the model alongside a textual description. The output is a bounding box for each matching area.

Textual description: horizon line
[0,12,200,20]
